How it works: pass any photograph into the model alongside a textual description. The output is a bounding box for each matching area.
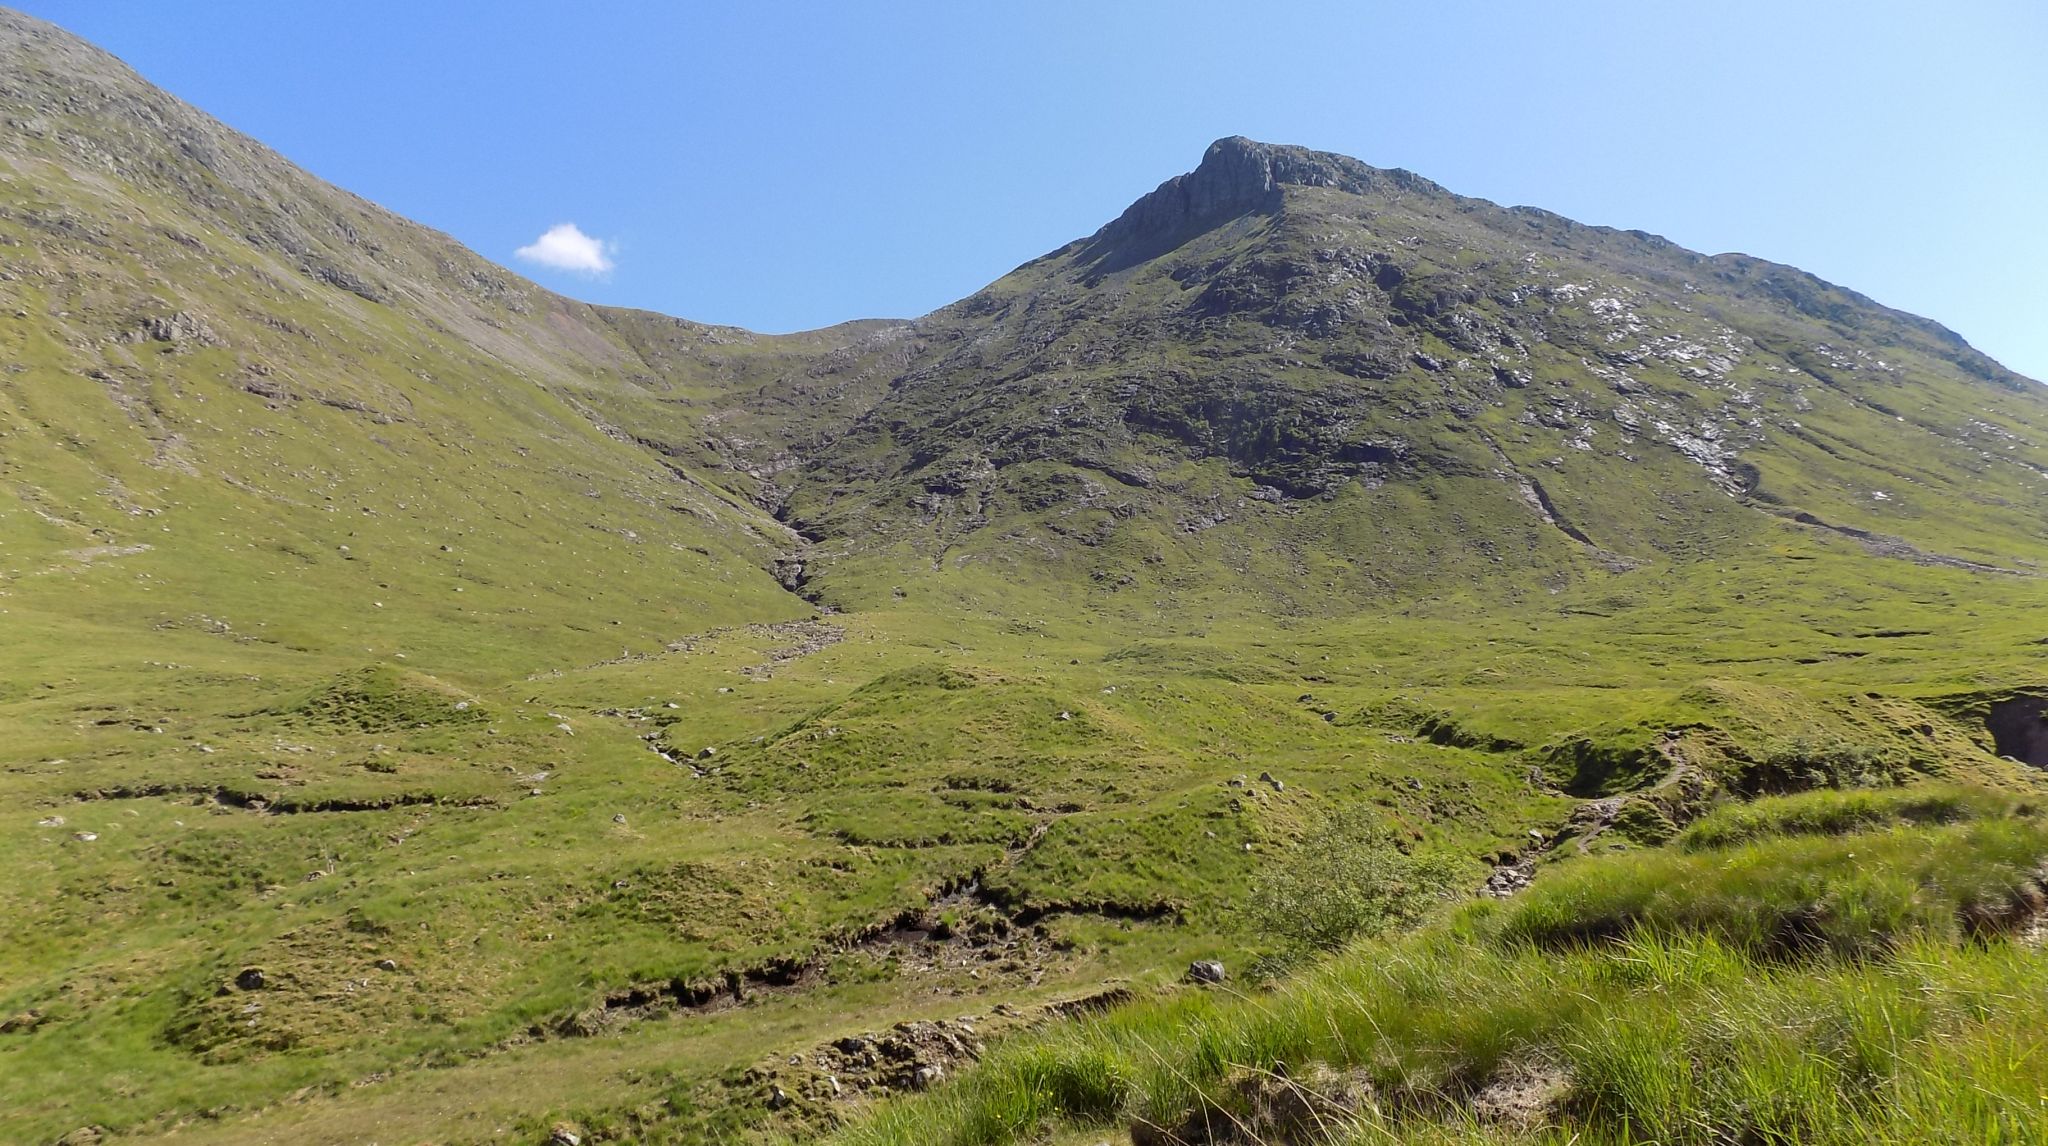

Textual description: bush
[1247,806,1466,959]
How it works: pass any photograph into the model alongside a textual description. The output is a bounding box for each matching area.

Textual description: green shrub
[1247,806,1467,959]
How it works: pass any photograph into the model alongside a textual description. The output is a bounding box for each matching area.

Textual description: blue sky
[20,1,2048,380]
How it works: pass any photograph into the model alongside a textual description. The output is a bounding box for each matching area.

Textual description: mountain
[765,136,2047,613]
[1,9,2045,1145]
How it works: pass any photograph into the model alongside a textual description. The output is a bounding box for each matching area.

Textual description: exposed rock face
[1986,695,2048,767]
[1085,136,1438,265]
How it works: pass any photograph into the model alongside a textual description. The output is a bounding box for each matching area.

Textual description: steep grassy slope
[2,9,2047,1145]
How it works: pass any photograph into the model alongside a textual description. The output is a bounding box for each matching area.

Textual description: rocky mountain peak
[1079,136,1439,270]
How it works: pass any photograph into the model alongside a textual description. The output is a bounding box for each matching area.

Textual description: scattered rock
[127,310,222,347]
[1187,960,1227,984]
[799,1020,983,1098]
[1482,861,1534,898]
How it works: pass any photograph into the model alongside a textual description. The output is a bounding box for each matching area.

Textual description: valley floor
[4,539,2047,1144]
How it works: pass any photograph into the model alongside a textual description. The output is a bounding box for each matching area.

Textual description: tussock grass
[1679,783,2021,851]
[1497,816,2048,957]
[832,801,2048,1146]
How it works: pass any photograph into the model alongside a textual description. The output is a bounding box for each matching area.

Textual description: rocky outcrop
[1083,137,1441,268]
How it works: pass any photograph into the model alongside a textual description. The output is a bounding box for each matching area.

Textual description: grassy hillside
[1,11,2046,1146]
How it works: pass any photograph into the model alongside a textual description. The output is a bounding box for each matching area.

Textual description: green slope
[1,10,2046,1145]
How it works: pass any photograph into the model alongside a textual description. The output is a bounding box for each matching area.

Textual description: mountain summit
[1084,136,1442,265]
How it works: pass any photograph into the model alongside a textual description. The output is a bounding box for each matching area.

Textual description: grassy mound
[1677,783,2023,850]
[832,789,2048,1146]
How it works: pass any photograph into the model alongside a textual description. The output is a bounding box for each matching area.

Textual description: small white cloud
[515,222,614,275]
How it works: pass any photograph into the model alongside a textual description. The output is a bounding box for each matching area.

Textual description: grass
[831,791,2048,1146]
[1678,783,2024,850]
[3,30,2048,1142]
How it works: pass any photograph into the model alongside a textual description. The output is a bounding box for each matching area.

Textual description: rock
[72,831,97,842]
[1483,863,1535,898]
[547,1123,583,1146]
[129,310,222,347]
[0,1009,43,1034]
[37,814,63,827]
[1186,960,1227,984]
[56,1127,105,1146]
[235,967,266,991]
[1472,1062,1571,1128]
[807,1021,982,1096]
